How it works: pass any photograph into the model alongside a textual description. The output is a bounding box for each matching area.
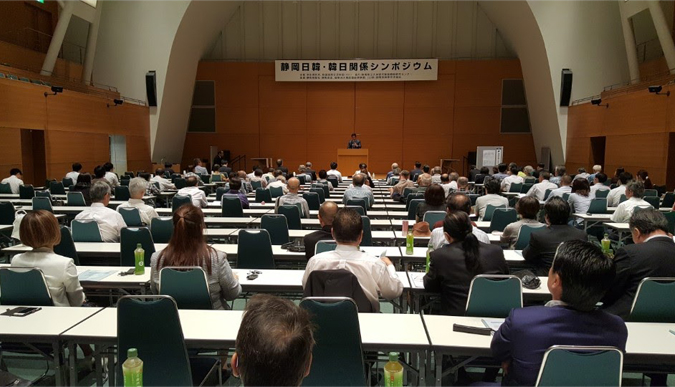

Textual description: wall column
[82,3,103,84]
[40,0,75,76]
[620,5,641,83]
[648,0,675,74]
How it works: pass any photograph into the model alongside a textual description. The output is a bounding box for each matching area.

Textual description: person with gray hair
[431,166,443,184]
[73,180,127,242]
[117,177,159,225]
[343,173,374,209]
[386,163,400,180]
[611,181,651,223]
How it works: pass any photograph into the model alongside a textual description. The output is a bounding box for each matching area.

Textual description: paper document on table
[79,270,116,281]
[482,318,505,331]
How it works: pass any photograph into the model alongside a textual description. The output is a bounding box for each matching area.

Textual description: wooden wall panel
[566,103,604,139]
[604,133,668,184]
[0,128,23,177]
[602,92,667,136]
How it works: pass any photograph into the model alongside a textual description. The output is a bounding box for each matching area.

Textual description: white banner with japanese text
[275,59,438,82]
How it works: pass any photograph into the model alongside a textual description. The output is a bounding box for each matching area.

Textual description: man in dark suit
[492,240,628,386]
[218,160,232,175]
[276,159,288,176]
[410,162,422,183]
[303,201,338,260]
[523,197,587,275]
[304,162,317,181]
[347,133,361,149]
[602,209,675,319]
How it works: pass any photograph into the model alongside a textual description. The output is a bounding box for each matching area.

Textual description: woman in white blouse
[11,210,84,307]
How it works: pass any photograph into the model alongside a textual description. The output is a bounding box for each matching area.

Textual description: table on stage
[337,149,368,176]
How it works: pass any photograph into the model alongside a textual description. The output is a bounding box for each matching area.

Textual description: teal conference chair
[489,208,517,232]
[310,188,326,203]
[66,191,86,206]
[346,198,367,214]
[0,183,11,194]
[520,183,534,194]
[0,268,53,306]
[587,198,608,214]
[221,195,244,217]
[594,189,609,199]
[118,207,144,227]
[465,275,522,318]
[664,211,675,234]
[535,346,623,387]
[543,189,554,201]
[71,220,103,242]
[619,194,627,204]
[303,192,321,211]
[19,185,35,199]
[509,183,523,193]
[278,205,302,230]
[49,181,66,195]
[628,277,675,323]
[407,199,424,220]
[269,186,284,198]
[361,216,372,246]
[261,214,290,245]
[423,211,446,230]
[315,240,337,255]
[151,217,174,243]
[174,178,187,190]
[644,196,660,208]
[483,204,506,222]
[513,224,546,250]
[215,187,227,201]
[120,227,155,267]
[255,188,272,203]
[300,298,367,387]
[172,195,192,213]
[346,205,365,216]
[62,178,74,188]
[32,197,53,213]
[661,192,675,209]
[54,226,79,265]
[643,189,658,197]
[250,180,262,190]
[0,202,15,225]
[114,186,131,201]
[159,267,212,310]
[237,229,275,269]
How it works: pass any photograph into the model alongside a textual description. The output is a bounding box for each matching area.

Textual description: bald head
[352,174,365,186]
[287,177,300,192]
[318,201,339,226]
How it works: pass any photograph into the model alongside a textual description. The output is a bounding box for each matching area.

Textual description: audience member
[431,166,443,184]
[193,158,208,175]
[150,168,177,191]
[305,162,317,181]
[424,211,508,315]
[575,167,589,181]
[610,167,625,186]
[417,165,432,185]
[232,294,314,387]
[456,177,470,193]
[386,167,401,185]
[547,175,572,200]
[65,163,82,185]
[267,173,289,195]
[12,210,84,306]
[590,172,610,196]
[303,201,339,260]
[1,168,24,194]
[418,173,432,188]
[164,163,176,175]
[390,170,415,201]
[410,162,423,182]
[276,177,310,218]
[223,178,250,209]
[176,176,207,208]
[611,181,651,223]
[74,181,127,242]
[532,163,545,179]
[416,184,446,222]
[607,171,632,207]
[219,161,232,175]
[317,170,334,191]
[549,165,566,186]
[493,163,508,181]
[303,208,403,311]
[518,165,534,179]
[151,204,240,309]
[568,178,592,224]
[250,169,268,188]
[93,165,106,181]
[237,170,253,193]
[475,178,508,220]
[439,174,453,197]
[475,167,490,184]
[386,163,400,180]
[522,197,587,275]
[264,168,276,182]
[70,173,93,205]
[326,162,343,182]
[526,171,557,201]
[103,162,120,187]
[430,193,490,249]
[636,169,654,190]
[501,165,524,192]
[500,196,544,248]
[343,174,374,209]
[276,159,289,175]
[587,164,602,183]
[117,177,159,225]
[602,209,675,319]
[492,240,627,386]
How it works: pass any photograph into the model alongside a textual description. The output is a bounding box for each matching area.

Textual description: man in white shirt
[250,169,268,188]
[439,174,454,197]
[547,175,573,200]
[176,176,208,208]
[193,158,209,175]
[611,181,652,223]
[607,172,632,207]
[501,166,524,192]
[103,162,120,187]
[430,193,490,249]
[343,174,374,209]
[590,173,611,196]
[117,177,159,225]
[574,167,590,181]
[74,181,127,242]
[475,178,509,219]
[303,208,403,312]
[527,171,558,201]
[65,163,82,186]
[1,168,24,194]
[150,168,177,191]
[268,174,289,195]
[276,177,310,218]
[431,166,443,184]
[326,162,343,182]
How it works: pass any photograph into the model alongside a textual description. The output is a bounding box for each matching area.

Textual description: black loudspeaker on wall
[468,151,477,166]
[560,68,573,107]
[146,71,157,107]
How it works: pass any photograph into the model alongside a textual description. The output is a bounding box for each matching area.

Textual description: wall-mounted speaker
[560,68,573,107]
[146,71,157,107]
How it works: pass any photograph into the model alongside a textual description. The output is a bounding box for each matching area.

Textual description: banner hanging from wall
[275,59,438,82]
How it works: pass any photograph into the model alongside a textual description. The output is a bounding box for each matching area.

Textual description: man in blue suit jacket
[491,240,628,386]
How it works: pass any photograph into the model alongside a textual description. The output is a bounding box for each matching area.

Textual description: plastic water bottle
[384,352,403,387]
[402,220,409,237]
[122,348,143,387]
[405,229,414,255]
[426,245,434,273]
[134,244,145,275]
[601,233,611,253]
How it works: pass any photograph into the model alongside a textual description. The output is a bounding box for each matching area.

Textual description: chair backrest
[483,204,506,222]
[535,346,623,387]
[509,183,523,193]
[0,202,15,225]
[326,175,339,188]
[562,192,571,202]
[468,194,479,206]
[661,192,675,208]
[299,297,367,386]
[346,198,367,214]
[49,181,66,195]
[587,198,608,214]
[0,268,53,306]
[237,229,275,269]
[172,195,192,213]
[200,174,211,185]
[407,199,424,220]
[66,191,86,206]
[118,207,144,227]
[19,185,35,199]
[619,194,627,204]
[120,178,130,187]
[261,214,290,245]
[255,187,272,203]
[117,296,193,386]
[346,205,365,216]
[211,174,222,182]
[215,187,227,201]
[0,183,12,194]
[309,188,326,203]
[278,205,302,230]
[513,224,546,250]
[36,190,52,200]
[54,226,79,265]
[115,186,131,201]
[361,216,372,246]
[159,267,212,310]
[269,186,284,198]
[520,183,534,193]
[250,180,262,190]
[71,220,103,242]
[402,187,415,199]
[543,188,553,201]
[221,195,244,217]
[594,189,609,199]
[664,211,675,234]
[174,178,187,189]
[303,192,321,211]
[315,240,338,255]
[120,227,155,267]
[465,275,523,318]
[643,196,660,208]
[489,208,518,232]
[150,217,174,243]
[424,211,446,230]
[643,189,658,197]
[628,277,675,322]
[406,192,425,208]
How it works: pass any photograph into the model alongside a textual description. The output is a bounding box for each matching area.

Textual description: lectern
[337,149,368,176]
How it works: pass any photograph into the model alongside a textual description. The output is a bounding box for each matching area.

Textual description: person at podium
[347,133,362,149]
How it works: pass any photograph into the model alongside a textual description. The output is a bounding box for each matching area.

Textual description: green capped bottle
[601,233,611,253]
[426,245,434,273]
[134,243,145,275]
[405,229,414,255]
[122,348,143,387]
[384,352,403,387]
